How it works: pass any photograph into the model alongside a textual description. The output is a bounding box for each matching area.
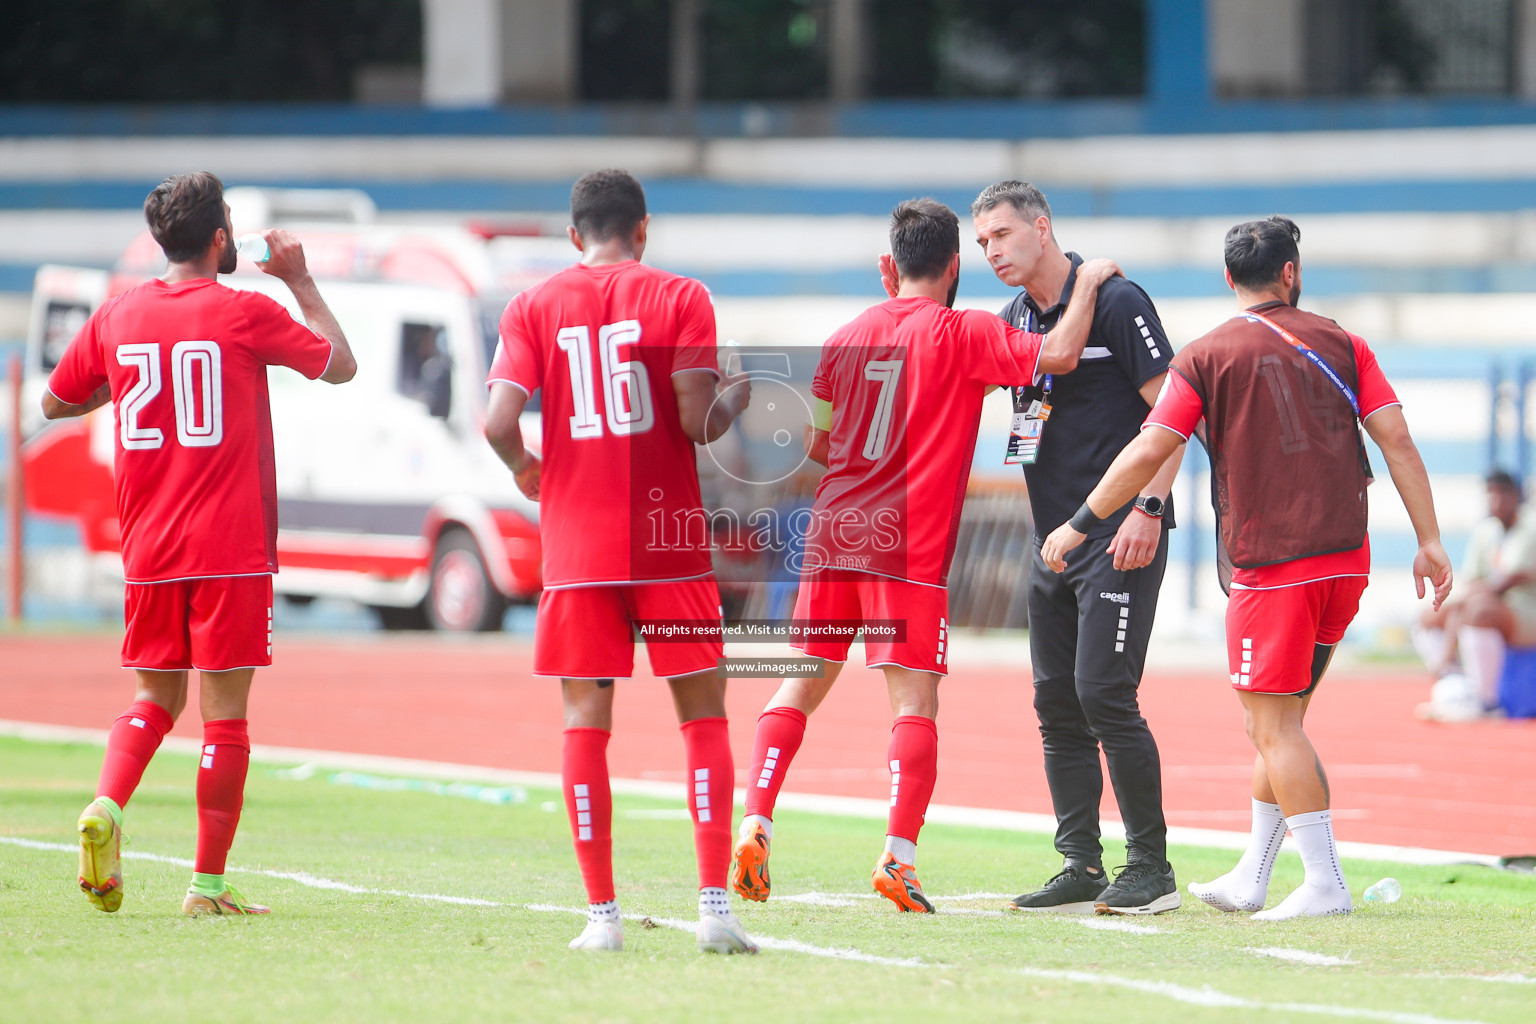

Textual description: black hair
[570,169,647,243]
[1224,215,1302,289]
[1488,469,1522,496]
[889,198,959,281]
[144,171,227,263]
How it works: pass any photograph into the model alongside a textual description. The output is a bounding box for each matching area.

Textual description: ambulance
[20,188,569,631]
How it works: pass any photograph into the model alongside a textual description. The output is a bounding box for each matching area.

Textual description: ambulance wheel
[427,528,506,632]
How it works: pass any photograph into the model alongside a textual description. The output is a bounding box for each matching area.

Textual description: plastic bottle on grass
[235,233,270,263]
[1363,878,1402,903]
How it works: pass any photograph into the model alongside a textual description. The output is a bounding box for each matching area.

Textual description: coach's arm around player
[811,249,1124,468]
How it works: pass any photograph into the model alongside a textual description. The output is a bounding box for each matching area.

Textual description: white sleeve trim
[1361,400,1403,421]
[44,385,85,407]
[316,340,337,380]
[486,378,531,396]
[1141,421,1192,441]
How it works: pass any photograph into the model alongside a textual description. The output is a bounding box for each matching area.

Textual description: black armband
[1068,502,1104,534]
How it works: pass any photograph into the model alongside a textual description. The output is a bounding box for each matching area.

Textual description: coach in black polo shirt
[972,181,1184,916]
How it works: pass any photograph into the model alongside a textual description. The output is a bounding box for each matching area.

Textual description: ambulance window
[41,300,91,371]
[398,322,452,419]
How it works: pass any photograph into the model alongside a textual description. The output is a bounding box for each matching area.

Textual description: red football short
[789,569,950,675]
[122,574,274,672]
[1226,575,1368,695]
[534,577,724,679]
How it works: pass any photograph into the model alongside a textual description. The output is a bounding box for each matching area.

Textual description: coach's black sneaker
[1095,860,1181,916]
[1005,862,1107,914]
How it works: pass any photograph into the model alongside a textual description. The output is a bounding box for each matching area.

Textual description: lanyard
[1242,309,1359,417]
[1017,306,1051,402]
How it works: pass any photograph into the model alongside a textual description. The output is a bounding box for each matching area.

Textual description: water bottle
[235,233,271,264]
[1363,877,1402,903]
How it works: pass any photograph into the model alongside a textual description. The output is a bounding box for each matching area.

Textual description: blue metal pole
[1146,0,1212,107]
[1519,362,1532,485]
[1490,362,1504,472]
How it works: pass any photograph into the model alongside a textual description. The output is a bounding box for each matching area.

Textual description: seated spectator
[1415,470,1536,716]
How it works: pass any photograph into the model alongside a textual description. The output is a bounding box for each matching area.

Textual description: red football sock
[886,715,938,844]
[680,716,733,890]
[743,706,807,820]
[96,699,175,809]
[194,719,250,875]
[562,728,615,904]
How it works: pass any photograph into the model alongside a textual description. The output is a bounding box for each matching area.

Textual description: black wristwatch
[1132,495,1165,519]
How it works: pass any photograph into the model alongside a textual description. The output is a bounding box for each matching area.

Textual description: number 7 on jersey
[861,358,903,461]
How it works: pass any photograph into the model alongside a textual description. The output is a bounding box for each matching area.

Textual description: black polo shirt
[999,252,1175,539]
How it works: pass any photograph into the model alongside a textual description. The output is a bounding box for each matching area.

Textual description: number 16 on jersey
[557,320,655,440]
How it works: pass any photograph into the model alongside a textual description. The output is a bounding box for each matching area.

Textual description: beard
[945,269,959,309]
[217,230,238,275]
[1288,277,1301,306]
[216,234,236,274]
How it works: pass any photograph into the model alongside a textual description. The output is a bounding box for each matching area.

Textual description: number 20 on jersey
[115,340,224,450]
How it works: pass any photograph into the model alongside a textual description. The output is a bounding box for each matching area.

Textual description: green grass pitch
[2,735,1533,1024]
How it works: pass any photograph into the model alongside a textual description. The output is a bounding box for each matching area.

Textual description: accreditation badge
[1003,382,1051,465]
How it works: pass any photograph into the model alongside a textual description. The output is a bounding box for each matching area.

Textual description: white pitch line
[1247,947,1357,966]
[774,890,1166,932]
[1,837,1493,1024]
[0,719,1502,868]
[1410,973,1536,985]
[776,892,863,907]
[1078,918,1165,934]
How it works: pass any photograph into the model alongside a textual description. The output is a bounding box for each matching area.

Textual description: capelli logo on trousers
[1099,591,1131,604]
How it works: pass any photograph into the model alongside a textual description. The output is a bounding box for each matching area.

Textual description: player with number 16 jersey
[489,259,718,592]
[484,170,757,955]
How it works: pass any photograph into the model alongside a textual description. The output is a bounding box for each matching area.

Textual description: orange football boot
[731,822,772,902]
[872,852,934,913]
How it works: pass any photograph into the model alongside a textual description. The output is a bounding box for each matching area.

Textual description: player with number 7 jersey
[731,199,1121,914]
[43,171,355,921]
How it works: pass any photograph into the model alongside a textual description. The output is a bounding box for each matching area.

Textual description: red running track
[3,633,1533,857]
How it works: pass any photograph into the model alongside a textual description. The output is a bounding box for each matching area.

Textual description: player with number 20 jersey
[45,171,355,921]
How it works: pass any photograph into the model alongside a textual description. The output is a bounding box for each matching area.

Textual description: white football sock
[740,813,772,840]
[1409,625,1447,671]
[1458,625,1505,708]
[587,898,620,924]
[884,835,917,866]
[1252,809,1351,921]
[1188,799,1284,912]
[698,886,731,918]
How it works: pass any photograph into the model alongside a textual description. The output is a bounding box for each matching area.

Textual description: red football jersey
[806,296,1046,586]
[487,260,719,588]
[47,278,334,583]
